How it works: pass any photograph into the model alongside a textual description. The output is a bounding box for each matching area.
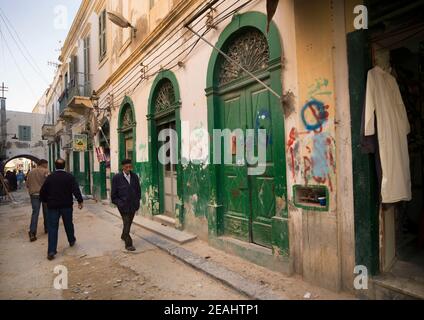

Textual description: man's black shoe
[44,228,48,234]
[29,232,37,242]
[69,240,76,247]
[126,246,136,252]
[47,253,55,261]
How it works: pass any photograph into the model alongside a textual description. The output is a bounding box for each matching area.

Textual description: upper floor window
[18,126,31,142]
[150,0,155,9]
[99,9,107,61]
[83,36,91,96]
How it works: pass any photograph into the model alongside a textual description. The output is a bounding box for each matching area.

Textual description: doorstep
[371,274,424,300]
[104,207,197,245]
[210,236,294,276]
[153,214,177,228]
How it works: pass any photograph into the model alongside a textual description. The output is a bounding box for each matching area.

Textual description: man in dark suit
[111,159,141,251]
[40,159,83,260]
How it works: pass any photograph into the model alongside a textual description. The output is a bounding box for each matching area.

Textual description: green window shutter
[18,126,31,141]
[26,127,31,141]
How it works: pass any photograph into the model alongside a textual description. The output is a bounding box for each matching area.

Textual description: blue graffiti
[301,100,329,131]
[255,109,272,145]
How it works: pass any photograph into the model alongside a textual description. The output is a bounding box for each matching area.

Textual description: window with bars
[18,126,31,141]
[98,9,107,62]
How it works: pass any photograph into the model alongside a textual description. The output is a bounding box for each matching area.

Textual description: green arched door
[118,98,137,166]
[216,28,278,248]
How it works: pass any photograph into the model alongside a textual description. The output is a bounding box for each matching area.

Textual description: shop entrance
[350,0,424,298]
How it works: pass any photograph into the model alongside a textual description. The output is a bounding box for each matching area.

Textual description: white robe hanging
[364,66,412,203]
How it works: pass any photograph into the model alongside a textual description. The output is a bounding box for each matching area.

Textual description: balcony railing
[58,73,92,114]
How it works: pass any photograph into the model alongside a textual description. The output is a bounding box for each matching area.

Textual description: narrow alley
[0,190,354,300]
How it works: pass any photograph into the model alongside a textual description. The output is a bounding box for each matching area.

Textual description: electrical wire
[0,26,37,99]
[0,9,50,85]
[96,0,232,107]
[97,0,255,110]
[0,7,64,108]
[111,0,255,108]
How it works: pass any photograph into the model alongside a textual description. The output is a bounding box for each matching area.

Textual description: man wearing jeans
[40,159,83,260]
[111,159,141,251]
[26,159,50,242]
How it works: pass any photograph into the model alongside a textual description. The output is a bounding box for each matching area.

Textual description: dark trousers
[30,195,48,235]
[120,211,135,247]
[47,208,76,255]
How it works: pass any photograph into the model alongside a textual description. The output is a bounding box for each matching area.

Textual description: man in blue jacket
[40,159,83,260]
[111,159,141,251]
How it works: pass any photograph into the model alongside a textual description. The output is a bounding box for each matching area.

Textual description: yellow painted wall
[293,0,340,292]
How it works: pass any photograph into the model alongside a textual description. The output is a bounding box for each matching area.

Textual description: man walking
[26,159,49,242]
[40,159,83,260]
[111,159,141,252]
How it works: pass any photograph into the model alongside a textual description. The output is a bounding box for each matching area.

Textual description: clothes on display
[364,66,412,204]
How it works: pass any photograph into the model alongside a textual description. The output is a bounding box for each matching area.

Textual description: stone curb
[98,205,287,300]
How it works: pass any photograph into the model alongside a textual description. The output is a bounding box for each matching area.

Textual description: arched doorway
[1,154,40,175]
[1,155,40,193]
[147,70,183,225]
[98,119,110,200]
[205,12,288,253]
[118,97,137,166]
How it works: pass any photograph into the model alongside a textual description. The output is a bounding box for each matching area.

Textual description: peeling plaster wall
[4,111,48,162]
[84,0,356,293]
[291,0,355,292]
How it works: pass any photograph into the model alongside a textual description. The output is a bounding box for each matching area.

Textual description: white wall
[5,111,48,161]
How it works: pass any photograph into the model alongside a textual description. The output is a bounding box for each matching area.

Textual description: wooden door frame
[346,29,380,275]
[147,70,184,227]
[205,12,289,256]
[118,96,137,167]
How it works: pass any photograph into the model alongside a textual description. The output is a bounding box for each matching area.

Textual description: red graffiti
[303,156,312,185]
[288,128,298,180]
[288,128,297,148]
[327,137,336,173]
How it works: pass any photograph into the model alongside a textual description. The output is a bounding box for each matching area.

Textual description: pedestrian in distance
[40,159,83,261]
[111,159,141,252]
[17,170,25,189]
[26,159,50,242]
[11,170,18,191]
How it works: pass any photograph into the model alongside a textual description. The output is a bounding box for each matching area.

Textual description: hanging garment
[364,66,411,203]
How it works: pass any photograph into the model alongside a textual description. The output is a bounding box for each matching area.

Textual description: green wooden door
[221,90,250,242]
[220,83,275,248]
[248,85,275,248]
[73,152,80,175]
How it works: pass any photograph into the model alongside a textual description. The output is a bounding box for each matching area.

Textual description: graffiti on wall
[287,78,336,192]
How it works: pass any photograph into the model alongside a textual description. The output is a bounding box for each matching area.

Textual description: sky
[0,0,81,112]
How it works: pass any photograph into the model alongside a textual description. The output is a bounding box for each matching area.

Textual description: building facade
[39,0,424,297]
[0,109,48,171]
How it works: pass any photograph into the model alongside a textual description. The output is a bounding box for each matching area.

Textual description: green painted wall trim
[84,151,91,195]
[117,96,137,167]
[206,11,283,88]
[205,11,288,256]
[92,172,101,200]
[347,30,380,275]
[99,161,107,199]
